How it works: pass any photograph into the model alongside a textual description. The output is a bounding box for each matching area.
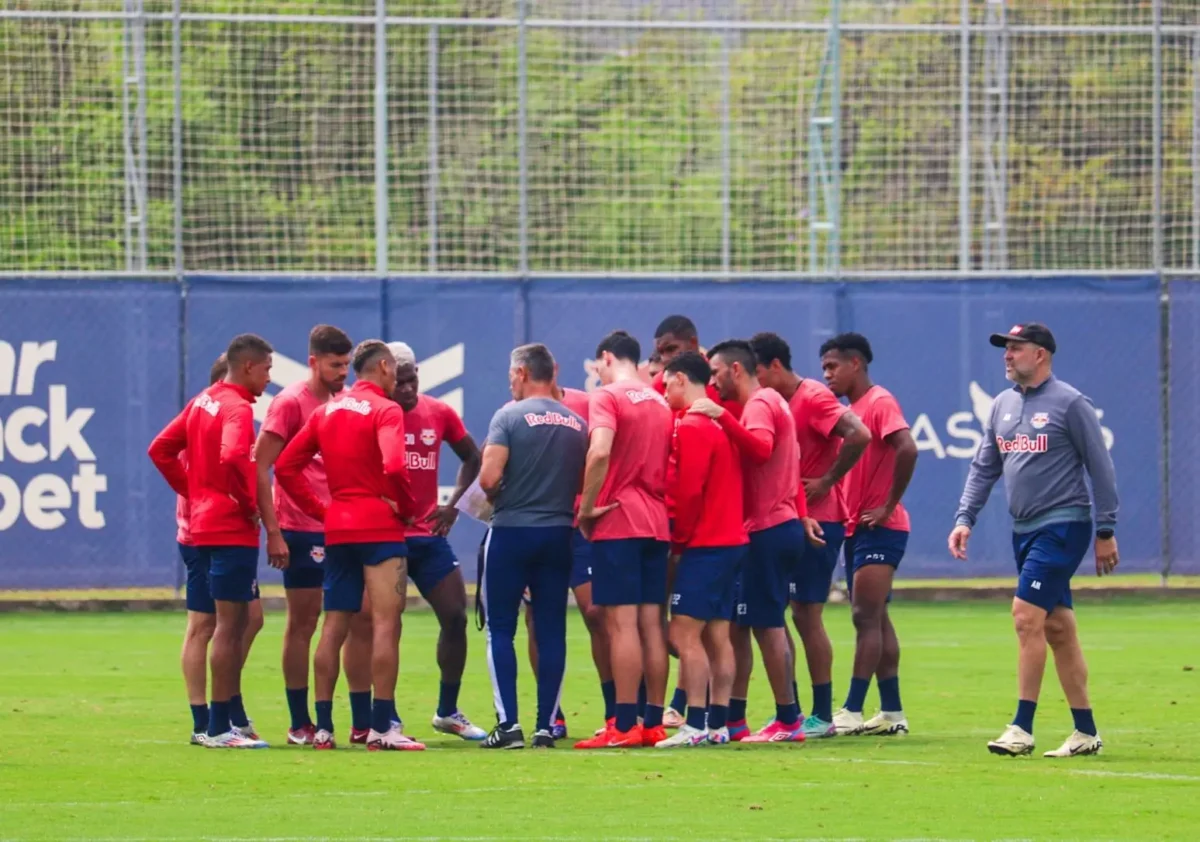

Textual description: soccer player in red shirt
[820,333,918,737]
[253,325,352,746]
[149,334,275,749]
[749,331,871,738]
[386,341,488,741]
[174,354,266,745]
[275,340,424,751]
[655,351,748,747]
[574,331,673,749]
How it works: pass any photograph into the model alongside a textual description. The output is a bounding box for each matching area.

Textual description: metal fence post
[428,25,439,271]
[374,0,388,278]
[1193,32,1199,271]
[1152,0,1163,273]
[721,31,732,274]
[173,0,183,277]
[517,0,529,276]
[958,0,971,271]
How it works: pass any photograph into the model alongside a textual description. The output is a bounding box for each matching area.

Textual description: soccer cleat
[190,732,208,746]
[530,729,556,748]
[432,711,488,741]
[1043,730,1102,758]
[313,729,336,750]
[801,715,837,739]
[743,720,807,743]
[663,707,685,729]
[481,723,525,750]
[641,724,668,747]
[861,711,909,736]
[350,727,370,745]
[367,726,426,751]
[551,717,568,741]
[988,724,1035,756]
[655,724,708,748]
[573,722,643,749]
[205,731,268,749]
[592,717,616,737]
[287,724,317,746]
[727,719,751,742]
[232,721,261,741]
[832,708,866,735]
[707,726,731,745]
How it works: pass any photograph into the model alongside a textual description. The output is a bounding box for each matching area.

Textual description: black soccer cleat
[480,723,525,749]
[530,729,556,749]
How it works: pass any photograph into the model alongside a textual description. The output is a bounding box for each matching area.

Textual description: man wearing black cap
[949,322,1118,759]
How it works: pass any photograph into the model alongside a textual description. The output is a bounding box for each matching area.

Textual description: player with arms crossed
[821,333,918,737]
[171,354,266,745]
[749,331,871,738]
[386,341,488,740]
[574,331,673,749]
[149,334,276,748]
[275,340,424,751]
[656,351,748,747]
[253,325,354,745]
[950,323,1117,758]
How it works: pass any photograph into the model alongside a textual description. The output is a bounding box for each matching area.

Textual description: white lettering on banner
[914,381,1114,460]
[0,340,107,531]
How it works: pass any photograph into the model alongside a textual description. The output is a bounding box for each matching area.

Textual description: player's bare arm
[805,411,870,502]
[479,443,509,502]
[578,427,620,536]
[424,434,481,537]
[860,428,918,529]
[253,430,290,570]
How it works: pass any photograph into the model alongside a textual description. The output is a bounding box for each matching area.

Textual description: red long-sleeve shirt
[147,381,259,547]
[670,411,748,554]
[275,380,417,546]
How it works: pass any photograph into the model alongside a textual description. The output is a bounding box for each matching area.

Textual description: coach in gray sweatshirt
[947,322,1117,761]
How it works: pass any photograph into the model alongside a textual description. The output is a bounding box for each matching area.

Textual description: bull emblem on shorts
[310,546,326,564]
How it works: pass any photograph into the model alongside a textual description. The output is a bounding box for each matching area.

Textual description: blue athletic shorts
[790,521,846,604]
[197,545,260,604]
[179,543,214,614]
[1013,521,1091,613]
[407,535,459,598]
[848,526,908,575]
[738,519,806,628]
[591,537,669,607]
[671,545,745,622]
[570,529,593,590]
[323,541,408,613]
[282,530,326,590]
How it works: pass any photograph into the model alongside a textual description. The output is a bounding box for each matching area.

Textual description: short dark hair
[595,330,640,365]
[209,354,228,385]
[648,350,662,365]
[352,339,391,374]
[654,314,697,341]
[511,343,556,383]
[664,350,712,386]
[708,339,757,373]
[819,332,874,365]
[749,332,792,372]
[309,324,352,357]
[225,333,273,366]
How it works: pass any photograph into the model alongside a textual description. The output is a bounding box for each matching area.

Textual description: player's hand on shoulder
[948,524,971,560]
[1094,535,1119,576]
[802,517,826,548]
[687,397,724,419]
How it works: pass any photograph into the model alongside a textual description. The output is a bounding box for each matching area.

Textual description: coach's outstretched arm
[949,409,1003,559]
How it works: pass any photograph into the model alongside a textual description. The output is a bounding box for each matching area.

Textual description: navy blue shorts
[671,545,745,622]
[591,537,670,606]
[179,543,214,614]
[323,541,408,613]
[197,545,260,604]
[848,526,908,575]
[790,521,845,604]
[282,530,326,590]
[738,520,806,628]
[407,536,459,598]
[570,529,593,590]
[1013,521,1091,613]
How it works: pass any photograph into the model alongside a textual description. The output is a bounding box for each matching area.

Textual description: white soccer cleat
[861,710,909,736]
[1043,730,1102,758]
[987,724,1035,756]
[655,724,708,748]
[832,707,866,736]
[367,726,426,752]
[232,721,261,741]
[432,711,488,741]
[190,732,208,746]
[313,729,336,750]
[205,730,268,749]
[663,707,686,729]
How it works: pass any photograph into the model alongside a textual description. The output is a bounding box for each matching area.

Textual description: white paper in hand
[455,477,494,524]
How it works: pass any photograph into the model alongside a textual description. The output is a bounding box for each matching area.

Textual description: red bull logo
[406,451,437,471]
[996,433,1049,454]
[523,411,583,431]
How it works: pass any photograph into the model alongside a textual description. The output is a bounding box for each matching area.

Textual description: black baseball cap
[989,322,1056,354]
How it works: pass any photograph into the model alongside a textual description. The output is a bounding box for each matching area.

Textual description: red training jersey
[401,393,468,539]
[587,379,672,542]
[560,387,591,422]
[844,384,911,536]
[738,387,801,533]
[260,380,330,534]
[275,380,417,546]
[791,378,850,524]
[671,410,748,553]
[148,381,259,548]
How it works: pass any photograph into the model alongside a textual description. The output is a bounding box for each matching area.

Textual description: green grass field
[1,601,1197,841]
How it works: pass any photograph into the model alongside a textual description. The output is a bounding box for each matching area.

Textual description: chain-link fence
[2,0,1198,276]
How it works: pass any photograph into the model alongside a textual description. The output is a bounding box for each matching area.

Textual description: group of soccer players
[149,312,1116,757]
